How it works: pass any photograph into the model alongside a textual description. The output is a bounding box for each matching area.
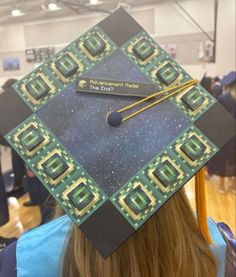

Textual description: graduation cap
[0,8,235,258]
[220,71,236,86]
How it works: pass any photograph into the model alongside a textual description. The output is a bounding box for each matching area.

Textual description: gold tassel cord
[117,79,198,123]
[195,168,213,244]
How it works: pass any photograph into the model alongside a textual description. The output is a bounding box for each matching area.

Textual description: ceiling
[0,0,163,25]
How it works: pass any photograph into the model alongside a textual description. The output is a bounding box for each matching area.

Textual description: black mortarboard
[0,8,235,258]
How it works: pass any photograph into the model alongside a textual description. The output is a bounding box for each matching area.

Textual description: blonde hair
[61,189,216,277]
[229,82,236,99]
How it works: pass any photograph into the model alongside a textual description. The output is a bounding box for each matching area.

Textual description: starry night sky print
[37,51,191,196]
[83,49,154,84]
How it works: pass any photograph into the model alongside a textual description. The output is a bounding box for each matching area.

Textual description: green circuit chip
[25,76,50,100]
[62,177,106,221]
[42,153,69,180]
[83,33,106,56]
[181,88,206,111]
[156,62,179,85]
[68,182,95,210]
[55,54,79,78]
[18,125,45,152]
[132,38,155,61]
[180,134,207,161]
[113,181,157,228]
[151,160,180,188]
[124,185,151,215]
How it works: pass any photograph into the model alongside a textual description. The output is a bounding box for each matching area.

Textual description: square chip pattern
[2,8,234,257]
[55,53,79,78]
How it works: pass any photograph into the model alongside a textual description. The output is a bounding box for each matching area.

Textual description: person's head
[61,189,216,277]
[1,78,18,93]
[221,71,236,99]
[213,76,220,83]
[200,76,213,95]
[211,83,223,98]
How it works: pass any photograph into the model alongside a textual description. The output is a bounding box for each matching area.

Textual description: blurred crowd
[0,79,53,250]
[200,71,236,194]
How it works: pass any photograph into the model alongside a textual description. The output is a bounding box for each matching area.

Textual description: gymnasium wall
[0,0,235,86]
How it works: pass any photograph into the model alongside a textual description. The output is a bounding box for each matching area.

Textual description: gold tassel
[195,168,213,244]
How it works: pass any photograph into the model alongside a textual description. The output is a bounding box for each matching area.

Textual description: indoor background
[0,0,235,239]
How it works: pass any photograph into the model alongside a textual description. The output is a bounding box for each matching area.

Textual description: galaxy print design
[83,49,154,84]
[37,50,191,195]
[38,84,190,196]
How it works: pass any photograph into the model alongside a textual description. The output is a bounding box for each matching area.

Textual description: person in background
[0,79,22,250]
[219,72,236,116]
[0,147,17,251]
[1,78,51,221]
[214,76,220,82]
[0,150,9,227]
[200,75,214,96]
[211,76,223,99]
[0,80,19,225]
[200,75,224,99]
[24,168,51,224]
[207,71,236,193]
[10,150,25,193]
[1,79,17,92]
[1,79,25,194]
